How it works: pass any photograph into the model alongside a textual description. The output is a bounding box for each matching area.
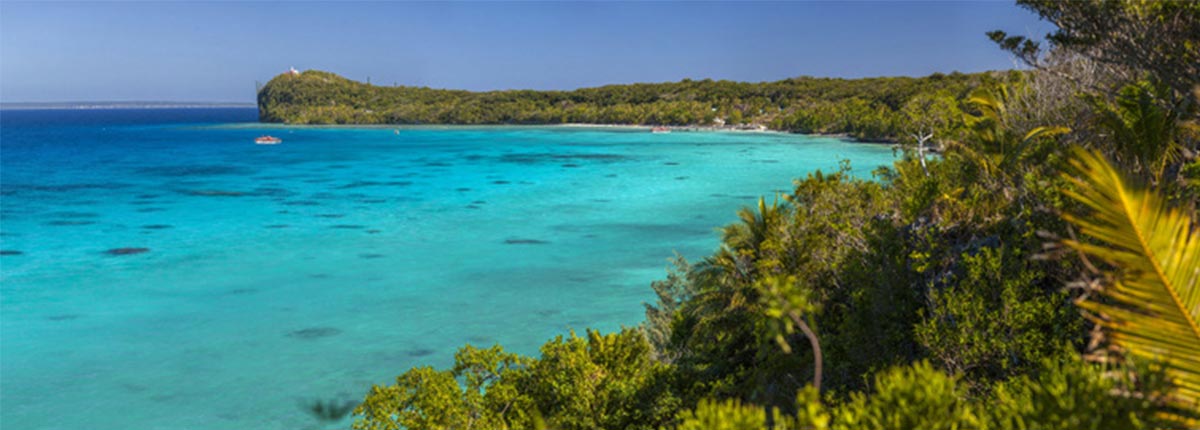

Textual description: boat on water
[255,135,282,145]
[651,126,671,134]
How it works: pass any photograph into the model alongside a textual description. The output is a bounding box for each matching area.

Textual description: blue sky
[0,1,1054,103]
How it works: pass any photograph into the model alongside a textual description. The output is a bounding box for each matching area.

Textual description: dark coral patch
[105,247,150,256]
[491,180,511,185]
[265,224,290,229]
[504,238,550,245]
[48,211,100,218]
[282,200,321,206]
[337,181,384,189]
[181,189,247,197]
[252,187,293,197]
[358,253,385,259]
[46,314,80,321]
[499,153,629,165]
[141,224,173,230]
[561,163,581,168]
[675,176,689,180]
[137,165,249,177]
[288,327,342,339]
[0,250,23,256]
[662,162,680,166]
[330,224,366,229]
[407,349,435,357]
[136,207,166,213]
[7,182,131,193]
[316,214,345,218]
[45,220,95,226]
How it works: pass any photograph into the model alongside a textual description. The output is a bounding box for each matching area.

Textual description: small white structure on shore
[288,66,300,76]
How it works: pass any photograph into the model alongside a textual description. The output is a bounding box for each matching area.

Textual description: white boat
[255,135,282,145]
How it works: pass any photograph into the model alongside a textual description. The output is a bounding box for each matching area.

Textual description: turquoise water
[0,109,895,429]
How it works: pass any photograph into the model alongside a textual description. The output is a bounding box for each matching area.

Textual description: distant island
[256,69,1013,142]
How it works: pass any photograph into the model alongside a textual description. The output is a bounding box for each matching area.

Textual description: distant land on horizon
[256,69,1016,142]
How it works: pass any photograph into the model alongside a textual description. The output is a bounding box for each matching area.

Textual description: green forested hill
[256,70,1008,141]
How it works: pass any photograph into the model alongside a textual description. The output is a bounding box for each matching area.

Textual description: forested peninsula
[256,70,1004,142]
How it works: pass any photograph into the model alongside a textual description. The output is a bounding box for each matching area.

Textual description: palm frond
[1060,148,1200,416]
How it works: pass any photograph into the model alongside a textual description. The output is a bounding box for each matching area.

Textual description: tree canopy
[257,70,1001,142]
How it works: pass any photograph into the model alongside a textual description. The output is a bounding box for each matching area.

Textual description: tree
[990,0,1200,103]
[900,92,963,176]
[757,275,823,392]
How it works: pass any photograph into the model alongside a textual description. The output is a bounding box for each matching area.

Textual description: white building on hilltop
[288,66,300,76]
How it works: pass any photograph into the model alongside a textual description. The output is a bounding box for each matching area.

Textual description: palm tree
[690,196,788,323]
[1060,148,1199,424]
[956,85,1070,184]
[1088,80,1185,183]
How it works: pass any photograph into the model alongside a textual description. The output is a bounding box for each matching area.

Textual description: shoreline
[227,121,899,145]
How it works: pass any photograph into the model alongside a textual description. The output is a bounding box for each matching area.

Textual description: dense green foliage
[340,1,1199,429]
[353,330,678,430]
[257,70,1000,141]
[677,357,1173,430]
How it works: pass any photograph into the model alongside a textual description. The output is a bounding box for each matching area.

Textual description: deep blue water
[0,108,895,429]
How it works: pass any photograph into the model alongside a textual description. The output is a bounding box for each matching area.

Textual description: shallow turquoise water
[0,109,895,429]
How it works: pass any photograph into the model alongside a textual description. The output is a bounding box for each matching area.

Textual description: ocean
[0,108,895,429]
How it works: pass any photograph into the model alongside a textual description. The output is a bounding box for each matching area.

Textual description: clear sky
[0,1,1054,103]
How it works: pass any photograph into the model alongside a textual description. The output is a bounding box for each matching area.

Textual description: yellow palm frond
[1060,148,1200,416]
[1021,125,1071,143]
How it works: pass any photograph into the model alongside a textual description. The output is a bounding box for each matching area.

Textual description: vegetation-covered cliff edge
[256,70,1010,142]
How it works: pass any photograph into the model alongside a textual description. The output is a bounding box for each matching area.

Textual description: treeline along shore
[256,69,1012,143]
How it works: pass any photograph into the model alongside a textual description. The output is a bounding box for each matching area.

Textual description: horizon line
[1,101,258,110]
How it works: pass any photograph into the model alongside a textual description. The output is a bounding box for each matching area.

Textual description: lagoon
[0,108,894,429]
